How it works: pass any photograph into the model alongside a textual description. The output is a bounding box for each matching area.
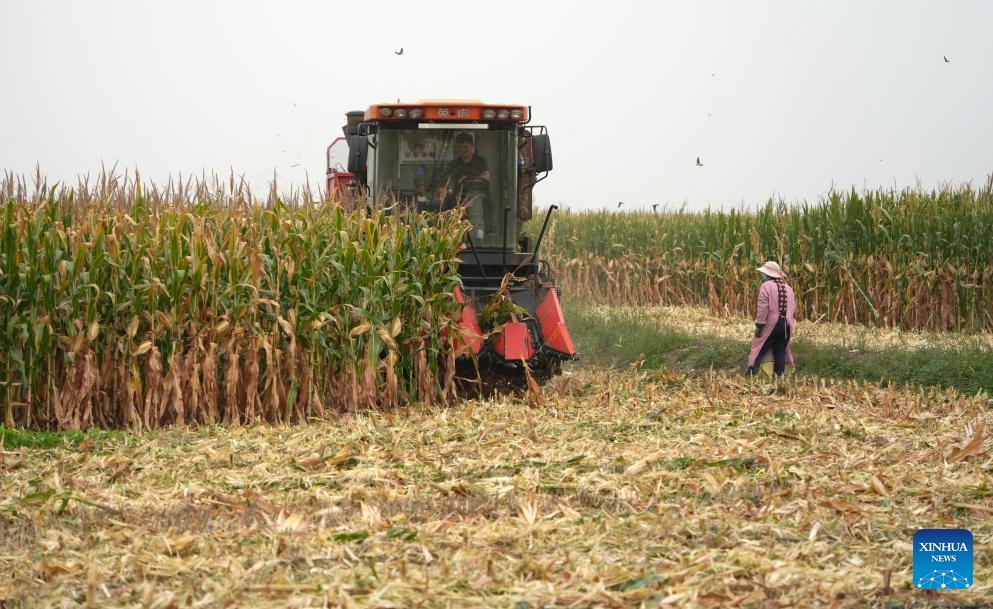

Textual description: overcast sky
[3,1,991,212]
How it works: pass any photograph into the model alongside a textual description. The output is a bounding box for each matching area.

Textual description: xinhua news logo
[913,529,973,590]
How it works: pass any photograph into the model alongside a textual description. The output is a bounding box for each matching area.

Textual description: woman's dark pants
[750,317,790,377]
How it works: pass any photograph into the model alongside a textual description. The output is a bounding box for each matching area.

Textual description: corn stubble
[1,366,990,607]
[0,172,467,430]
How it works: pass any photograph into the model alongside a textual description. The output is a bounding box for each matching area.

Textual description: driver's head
[455,132,474,152]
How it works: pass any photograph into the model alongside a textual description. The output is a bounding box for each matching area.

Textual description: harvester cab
[326,100,577,383]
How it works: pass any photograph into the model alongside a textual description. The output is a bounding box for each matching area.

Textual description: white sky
[3,1,991,212]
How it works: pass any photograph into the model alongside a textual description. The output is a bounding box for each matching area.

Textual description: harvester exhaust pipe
[342,110,365,135]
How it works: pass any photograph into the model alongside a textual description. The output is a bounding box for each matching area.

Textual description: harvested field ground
[594,305,993,353]
[2,366,991,608]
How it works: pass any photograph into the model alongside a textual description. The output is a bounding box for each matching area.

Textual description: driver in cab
[437,132,490,239]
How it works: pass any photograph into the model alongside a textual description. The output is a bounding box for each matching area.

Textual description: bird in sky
[652,203,660,213]
[617,201,624,209]
[395,48,404,55]
[696,156,703,167]
[944,55,950,62]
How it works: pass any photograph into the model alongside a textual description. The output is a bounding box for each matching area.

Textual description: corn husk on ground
[0,173,467,430]
[2,365,990,608]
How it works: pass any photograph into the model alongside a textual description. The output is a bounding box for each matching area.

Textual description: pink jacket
[747,279,796,368]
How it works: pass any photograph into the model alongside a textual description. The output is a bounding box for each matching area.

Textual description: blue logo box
[913,529,973,590]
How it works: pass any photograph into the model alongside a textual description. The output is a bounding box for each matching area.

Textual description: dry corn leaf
[517,498,539,526]
[376,326,398,351]
[158,534,198,556]
[869,475,889,497]
[947,422,987,463]
[86,320,100,341]
[349,322,372,338]
[40,558,84,577]
[275,512,307,533]
[825,499,861,513]
[326,442,360,466]
[524,363,545,407]
[624,457,653,477]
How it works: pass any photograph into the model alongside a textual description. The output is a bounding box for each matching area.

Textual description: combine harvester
[326,100,577,386]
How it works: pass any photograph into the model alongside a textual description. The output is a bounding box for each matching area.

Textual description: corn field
[541,177,993,332]
[0,171,468,431]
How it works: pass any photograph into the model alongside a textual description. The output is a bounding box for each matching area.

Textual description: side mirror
[532,134,553,172]
[346,134,368,175]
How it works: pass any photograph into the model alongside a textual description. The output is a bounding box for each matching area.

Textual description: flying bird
[395,48,404,55]
[696,156,703,167]
[617,201,624,209]
[944,55,950,62]
[652,203,660,213]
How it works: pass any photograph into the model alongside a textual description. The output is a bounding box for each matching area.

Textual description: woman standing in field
[746,261,796,377]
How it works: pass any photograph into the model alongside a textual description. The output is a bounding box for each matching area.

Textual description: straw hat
[756,261,785,278]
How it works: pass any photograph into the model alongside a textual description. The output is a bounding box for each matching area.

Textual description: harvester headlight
[482,109,496,119]
[409,108,423,119]
[379,107,393,117]
[394,108,408,118]
[510,109,523,120]
[497,109,510,119]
